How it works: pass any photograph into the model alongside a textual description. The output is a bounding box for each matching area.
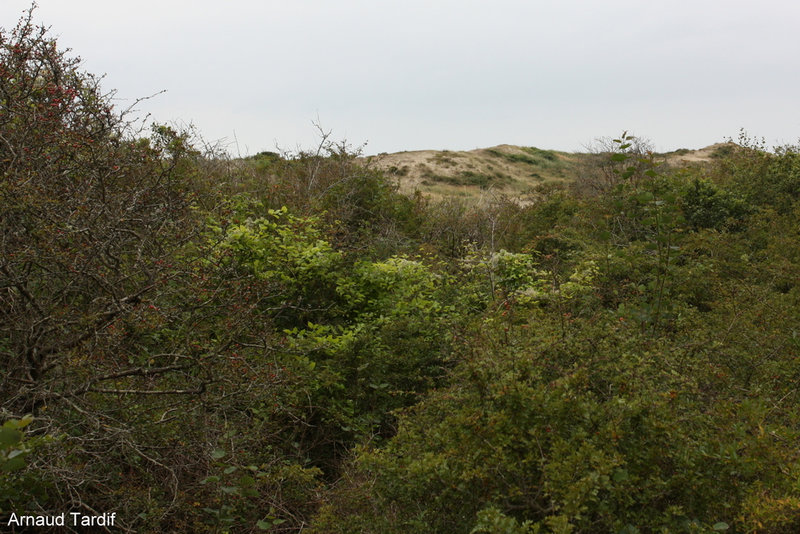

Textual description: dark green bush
[681,178,748,230]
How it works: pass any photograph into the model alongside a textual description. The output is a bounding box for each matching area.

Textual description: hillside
[361,143,732,199]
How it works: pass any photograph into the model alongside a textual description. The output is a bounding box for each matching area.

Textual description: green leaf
[7,449,26,460]
[257,520,272,530]
[713,523,729,531]
[0,428,22,447]
[1,455,26,472]
[2,415,34,430]
[211,449,227,459]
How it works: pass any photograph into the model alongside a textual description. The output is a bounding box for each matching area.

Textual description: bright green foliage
[225,208,341,284]
[282,253,454,440]
[472,506,540,533]
[220,207,346,327]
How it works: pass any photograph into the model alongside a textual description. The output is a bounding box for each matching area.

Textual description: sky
[2,0,799,156]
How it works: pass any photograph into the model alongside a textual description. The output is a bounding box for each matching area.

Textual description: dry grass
[359,143,723,202]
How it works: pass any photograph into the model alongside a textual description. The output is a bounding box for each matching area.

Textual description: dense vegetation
[2,12,800,534]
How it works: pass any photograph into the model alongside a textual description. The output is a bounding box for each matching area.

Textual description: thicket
[2,10,800,534]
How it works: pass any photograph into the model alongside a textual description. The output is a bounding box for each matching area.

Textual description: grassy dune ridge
[360,143,730,200]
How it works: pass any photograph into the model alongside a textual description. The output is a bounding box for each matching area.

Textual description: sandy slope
[358,143,728,200]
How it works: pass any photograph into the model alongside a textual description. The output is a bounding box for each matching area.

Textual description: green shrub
[314,311,800,533]
[716,132,800,213]
[681,178,748,230]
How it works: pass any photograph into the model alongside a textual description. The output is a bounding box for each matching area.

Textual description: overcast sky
[3,1,799,155]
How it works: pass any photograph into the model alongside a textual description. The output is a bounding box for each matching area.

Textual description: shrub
[681,178,748,230]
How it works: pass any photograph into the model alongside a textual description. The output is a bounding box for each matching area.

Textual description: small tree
[575,132,660,194]
[0,7,208,523]
[0,6,201,413]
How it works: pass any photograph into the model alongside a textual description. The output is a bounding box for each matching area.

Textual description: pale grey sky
[3,1,799,155]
